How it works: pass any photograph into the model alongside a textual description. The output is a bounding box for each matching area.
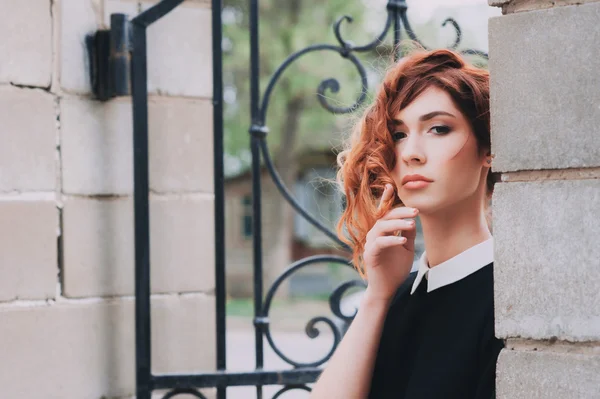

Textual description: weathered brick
[143,1,213,98]
[489,2,600,172]
[493,180,600,341]
[0,0,52,87]
[61,96,213,195]
[62,195,215,297]
[497,349,600,398]
[0,86,56,192]
[0,198,57,301]
[0,294,215,399]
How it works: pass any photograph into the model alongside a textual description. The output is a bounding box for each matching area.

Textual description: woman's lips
[403,180,431,189]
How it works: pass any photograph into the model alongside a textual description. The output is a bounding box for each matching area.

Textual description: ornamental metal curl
[399,8,488,58]
[329,279,366,322]
[258,140,348,248]
[161,387,208,399]
[122,0,493,397]
[260,255,355,368]
[252,0,490,385]
[271,385,312,398]
[254,0,488,252]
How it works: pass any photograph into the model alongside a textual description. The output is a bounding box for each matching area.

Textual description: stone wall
[0,0,216,398]
[488,1,600,397]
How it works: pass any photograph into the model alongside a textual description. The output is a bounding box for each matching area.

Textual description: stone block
[499,0,600,14]
[0,198,57,301]
[0,86,56,192]
[143,1,213,98]
[62,195,215,297]
[60,96,133,195]
[493,180,600,341]
[61,96,213,195]
[497,349,600,398]
[489,2,600,172]
[0,0,52,87]
[60,0,140,93]
[0,294,215,398]
[148,96,214,193]
[59,0,102,94]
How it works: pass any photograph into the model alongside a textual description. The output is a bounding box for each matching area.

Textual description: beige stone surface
[0,294,215,399]
[497,348,600,398]
[143,1,213,98]
[489,2,600,172]
[148,96,214,193]
[62,195,215,297]
[59,0,103,94]
[60,96,133,195]
[0,86,56,192]
[0,0,52,87]
[493,180,600,341]
[498,0,600,13]
[0,199,57,301]
[61,96,213,195]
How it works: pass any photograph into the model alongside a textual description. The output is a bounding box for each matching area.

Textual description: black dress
[368,262,504,399]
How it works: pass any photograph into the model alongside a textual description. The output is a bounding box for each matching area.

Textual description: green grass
[226,296,329,317]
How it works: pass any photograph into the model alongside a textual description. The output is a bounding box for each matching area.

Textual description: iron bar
[211,0,227,396]
[131,17,152,399]
[153,369,323,389]
[117,1,491,397]
[249,0,265,398]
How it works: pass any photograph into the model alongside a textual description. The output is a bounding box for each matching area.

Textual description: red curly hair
[336,47,493,277]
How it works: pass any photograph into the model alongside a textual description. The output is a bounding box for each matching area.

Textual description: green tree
[222,0,376,181]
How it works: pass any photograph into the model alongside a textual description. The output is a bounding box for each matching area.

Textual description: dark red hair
[336,47,493,276]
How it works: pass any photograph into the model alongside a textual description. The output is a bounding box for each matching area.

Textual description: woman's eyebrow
[391,111,456,125]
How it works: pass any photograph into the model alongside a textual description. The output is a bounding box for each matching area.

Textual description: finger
[373,235,407,250]
[381,206,419,220]
[372,219,416,237]
[377,184,394,210]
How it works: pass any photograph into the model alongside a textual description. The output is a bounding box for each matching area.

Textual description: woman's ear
[481,150,494,168]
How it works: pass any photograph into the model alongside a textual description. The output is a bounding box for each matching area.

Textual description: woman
[310,48,504,398]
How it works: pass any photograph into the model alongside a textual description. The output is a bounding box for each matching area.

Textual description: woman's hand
[363,183,418,303]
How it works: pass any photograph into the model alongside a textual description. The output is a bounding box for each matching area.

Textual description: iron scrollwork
[162,388,208,399]
[251,1,489,396]
[259,255,365,369]
[109,0,491,397]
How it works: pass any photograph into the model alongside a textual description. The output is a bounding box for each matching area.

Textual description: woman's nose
[399,134,426,164]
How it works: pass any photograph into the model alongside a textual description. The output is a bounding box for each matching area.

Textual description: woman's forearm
[310,293,392,399]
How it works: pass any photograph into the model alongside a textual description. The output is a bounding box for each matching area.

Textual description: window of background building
[241,195,253,239]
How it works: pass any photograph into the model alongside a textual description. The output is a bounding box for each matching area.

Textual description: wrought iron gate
[88,0,487,397]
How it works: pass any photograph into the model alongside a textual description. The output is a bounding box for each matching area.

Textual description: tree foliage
[222,0,378,177]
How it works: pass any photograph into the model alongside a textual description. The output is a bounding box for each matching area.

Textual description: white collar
[410,237,494,295]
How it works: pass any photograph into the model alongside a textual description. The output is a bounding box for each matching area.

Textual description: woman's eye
[392,132,406,141]
[431,125,451,135]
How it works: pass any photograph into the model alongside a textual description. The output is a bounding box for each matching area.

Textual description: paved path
[224,321,337,399]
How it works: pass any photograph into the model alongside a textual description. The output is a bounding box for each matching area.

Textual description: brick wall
[0,1,216,398]
[488,1,600,397]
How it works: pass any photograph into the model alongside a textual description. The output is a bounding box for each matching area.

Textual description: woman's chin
[400,196,443,214]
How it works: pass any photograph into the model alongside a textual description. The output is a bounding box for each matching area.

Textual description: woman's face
[390,85,488,214]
